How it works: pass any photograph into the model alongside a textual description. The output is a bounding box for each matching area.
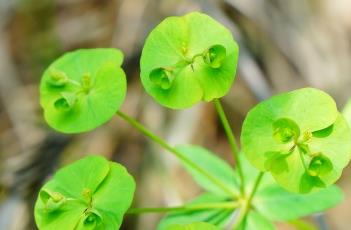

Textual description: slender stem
[299,151,308,171]
[116,111,237,198]
[233,172,264,229]
[246,172,264,208]
[127,201,239,214]
[214,99,245,195]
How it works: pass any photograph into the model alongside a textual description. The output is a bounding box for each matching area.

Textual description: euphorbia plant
[35,12,351,230]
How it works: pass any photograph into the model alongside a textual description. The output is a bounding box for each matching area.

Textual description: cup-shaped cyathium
[34,155,135,230]
[241,88,351,193]
[149,68,175,90]
[40,48,127,133]
[39,189,66,213]
[140,12,239,109]
[203,44,227,69]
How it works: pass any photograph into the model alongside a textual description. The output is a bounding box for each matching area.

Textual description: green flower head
[34,155,135,230]
[140,12,239,109]
[40,48,127,133]
[241,88,351,193]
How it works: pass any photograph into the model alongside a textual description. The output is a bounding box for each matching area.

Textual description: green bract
[34,155,135,230]
[140,12,239,109]
[40,48,127,133]
[241,88,351,193]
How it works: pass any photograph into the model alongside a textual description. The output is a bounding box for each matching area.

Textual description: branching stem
[214,99,245,196]
[116,111,237,198]
[127,201,239,214]
[233,172,264,229]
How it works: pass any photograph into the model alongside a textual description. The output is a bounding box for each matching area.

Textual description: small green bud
[82,188,92,203]
[80,210,103,230]
[47,68,69,87]
[272,118,300,143]
[40,189,66,212]
[203,44,226,68]
[302,131,312,142]
[149,68,174,90]
[54,92,77,111]
[308,153,333,176]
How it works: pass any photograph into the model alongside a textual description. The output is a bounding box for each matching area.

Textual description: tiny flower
[34,155,135,230]
[40,48,127,133]
[241,88,351,193]
[140,12,239,109]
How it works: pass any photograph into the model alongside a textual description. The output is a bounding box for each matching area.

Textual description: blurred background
[1,0,351,229]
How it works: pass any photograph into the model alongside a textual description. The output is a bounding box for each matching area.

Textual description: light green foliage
[158,194,233,230]
[343,98,351,127]
[161,145,342,229]
[158,145,238,229]
[166,222,220,230]
[175,145,239,196]
[35,10,351,230]
[241,154,342,225]
[254,184,343,221]
[34,155,135,230]
[239,154,342,221]
[237,211,275,230]
[241,88,351,193]
[140,12,239,109]
[288,219,318,230]
[40,48,127,133]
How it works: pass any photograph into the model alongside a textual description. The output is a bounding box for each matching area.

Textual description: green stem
[116,111,237,198]
[127,201,239,214]
[233,172,264,229]
[299,150,308,171]
[214,99,245,195]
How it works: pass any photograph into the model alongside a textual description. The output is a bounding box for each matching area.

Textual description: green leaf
[140,12,239,109]
[40,48,127,133]
[34,155,135,230]
[237,211,275,230]
[158,146,238,229]
[175,145,239,196]
[241,88,351,193]
[166,222,220,230]
[158,193,233,230]
[254,184,343,221]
